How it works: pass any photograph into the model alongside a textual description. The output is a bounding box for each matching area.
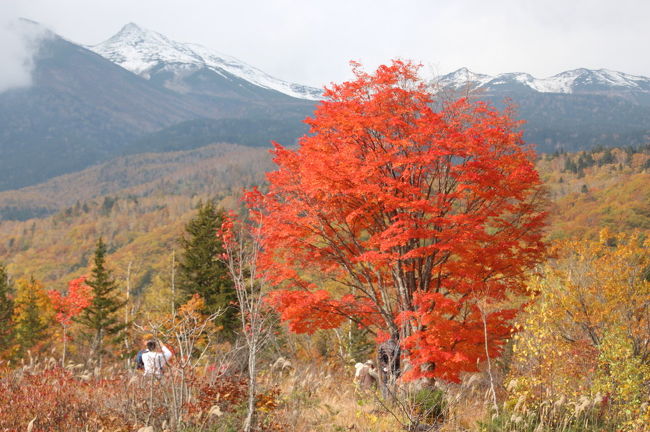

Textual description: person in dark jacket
[378,332,401,387]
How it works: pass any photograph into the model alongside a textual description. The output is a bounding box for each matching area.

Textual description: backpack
[135,349,148,370]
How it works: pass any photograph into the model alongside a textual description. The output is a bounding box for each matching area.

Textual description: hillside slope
[537,146,650,239]
[0,143,272,220]
[0,144,647,298]
[0,142,272,294]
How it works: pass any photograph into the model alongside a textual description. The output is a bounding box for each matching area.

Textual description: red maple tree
[48,276,93,365]
[250,60,546,382]
[49,277,93,326]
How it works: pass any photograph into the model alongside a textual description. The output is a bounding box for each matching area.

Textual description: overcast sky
[1,0,649,89]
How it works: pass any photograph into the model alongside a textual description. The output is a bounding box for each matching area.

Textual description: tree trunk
[243,339,257,432]
[61,326,67,368]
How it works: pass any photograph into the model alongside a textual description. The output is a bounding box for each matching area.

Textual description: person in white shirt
[142,340,173,376]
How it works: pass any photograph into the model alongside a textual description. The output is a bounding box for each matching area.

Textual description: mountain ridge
[437,67,650,96]
[90,23,323,101]
[0,20,315,191]
[1,19,649,193]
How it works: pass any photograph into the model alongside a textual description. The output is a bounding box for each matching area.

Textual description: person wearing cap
[141,339,173,376]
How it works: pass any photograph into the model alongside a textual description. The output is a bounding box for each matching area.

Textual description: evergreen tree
[599,148,615,166]
[564,158,578,174]
[12,277,52,357]
[178,201,236,335]
[76,238,126,365]
[0,263,15,355]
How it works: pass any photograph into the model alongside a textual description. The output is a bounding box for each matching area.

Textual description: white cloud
[0,18,50,93]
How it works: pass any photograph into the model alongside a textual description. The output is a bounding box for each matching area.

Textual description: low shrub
[411,387,447,423]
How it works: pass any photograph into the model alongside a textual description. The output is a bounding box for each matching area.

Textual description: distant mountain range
[0,20,649,193]
[0,21,314,191]
[436,68,650,154]
[438,67,650,98]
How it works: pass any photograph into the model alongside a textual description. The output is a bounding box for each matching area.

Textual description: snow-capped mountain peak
[437,67,650,94]
[436,67,493,89]
[90,23,323,100]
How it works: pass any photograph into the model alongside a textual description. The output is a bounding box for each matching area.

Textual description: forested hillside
[0,143,271,220]
[538,145,650,238]
[0,142,271,295]
[0,143,648,295]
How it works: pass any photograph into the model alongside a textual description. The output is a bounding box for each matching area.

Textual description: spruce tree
[13,277,52,357]
[76,238,126,365]
[178,201,236,335]
[0,263,14,355]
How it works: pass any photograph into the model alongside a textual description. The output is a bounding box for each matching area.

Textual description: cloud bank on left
[0,18,51,93]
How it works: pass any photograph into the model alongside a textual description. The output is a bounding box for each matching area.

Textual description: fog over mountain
[0,19,51,92]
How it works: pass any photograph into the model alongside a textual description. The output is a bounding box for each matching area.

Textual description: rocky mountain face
[438,67,650,97]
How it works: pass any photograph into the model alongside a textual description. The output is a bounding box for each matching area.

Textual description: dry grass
[2,355,646,431]
[262,363,403,432]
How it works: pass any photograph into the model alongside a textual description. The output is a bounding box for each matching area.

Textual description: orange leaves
[48,277,93,326]
[178,293,206,317]
[265,290,379,334]
[399,293,517,381]
[254,60,546,381]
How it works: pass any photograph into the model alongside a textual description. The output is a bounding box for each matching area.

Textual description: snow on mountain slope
[90,23,323,100]
[438,67,650,94]
[435,67,494,90]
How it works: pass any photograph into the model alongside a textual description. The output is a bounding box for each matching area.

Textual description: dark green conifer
[76,238,127,365]
[12,276,50,357]
[178,201,236,335]
[0,263,15,355]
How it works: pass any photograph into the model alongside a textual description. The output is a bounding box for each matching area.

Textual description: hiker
[135,341,149,371]
[378,333,401,383]
[140,339,173,376]
[354,359,378,389]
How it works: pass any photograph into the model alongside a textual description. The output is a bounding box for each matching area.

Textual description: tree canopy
[0,263,14,356]
[251,60,546,382]
[76,238,127,364]
[12,277,52,357]
[178,201,236,334]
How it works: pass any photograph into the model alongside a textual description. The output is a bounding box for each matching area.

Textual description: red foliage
[187,375,248,415]
[0,367,131,431]
[217,210,237,252]
[48,277,93,326]
[0,367,285,432]
[250,60,546,382]
[398,292,518,381]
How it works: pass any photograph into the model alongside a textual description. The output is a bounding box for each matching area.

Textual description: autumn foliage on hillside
[537,146,650,240]
[254,61,546,381]
[506,230,650,430]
